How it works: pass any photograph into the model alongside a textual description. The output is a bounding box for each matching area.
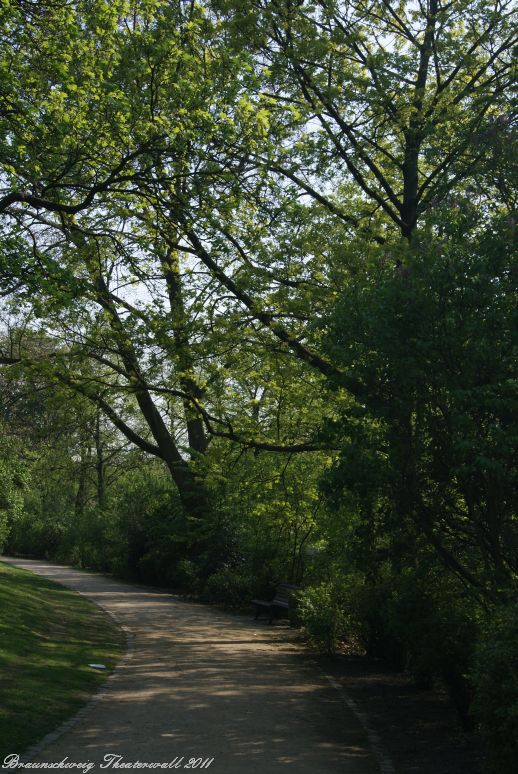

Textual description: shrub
[297,580,349,654]
[201,567,253,607]
[0,433,28,552]
[471,602,518,773]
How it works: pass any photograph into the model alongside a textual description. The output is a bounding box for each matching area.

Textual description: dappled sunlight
[1,558,375,773]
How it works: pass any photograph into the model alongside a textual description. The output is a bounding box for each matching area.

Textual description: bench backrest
[274,583,299,603]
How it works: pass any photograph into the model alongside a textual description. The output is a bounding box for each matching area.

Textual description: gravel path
[1,558,377,774]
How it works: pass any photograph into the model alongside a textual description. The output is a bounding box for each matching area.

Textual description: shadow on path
[1,557,377,774]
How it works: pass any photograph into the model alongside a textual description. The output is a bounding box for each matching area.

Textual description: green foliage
[7,444,79,559]
[323,209,518,598]
[313,207,516,739]
[297,579,349,654]
[201,567,253,607]
[7,505,65,559]
[471,603,518,773]
[342,576,402,665]
[386,569,477,682]
[0,428,28,551]
[103,466,188,584]
[0,0,516,760]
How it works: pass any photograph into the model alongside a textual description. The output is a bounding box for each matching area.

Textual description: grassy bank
[0,561,123,758]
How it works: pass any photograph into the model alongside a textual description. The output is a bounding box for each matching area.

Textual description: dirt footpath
[1,558,379,774]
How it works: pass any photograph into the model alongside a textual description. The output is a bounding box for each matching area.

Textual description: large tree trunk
[400,0,438,240]
[71,225,212,529]
[94,409,106,511]
[74,439,90,520]
[160,241,208,457]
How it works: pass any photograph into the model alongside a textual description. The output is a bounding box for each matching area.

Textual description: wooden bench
[252,583,299,624]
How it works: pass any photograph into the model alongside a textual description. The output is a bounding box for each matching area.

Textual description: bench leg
[254,604,269,620]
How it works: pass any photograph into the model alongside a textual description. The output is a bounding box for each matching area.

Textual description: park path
[1,557,376,774]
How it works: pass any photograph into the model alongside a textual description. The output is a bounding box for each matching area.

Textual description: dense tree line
[0,1,516,768]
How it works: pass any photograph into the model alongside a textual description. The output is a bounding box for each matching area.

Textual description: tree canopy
[0,2,516,765]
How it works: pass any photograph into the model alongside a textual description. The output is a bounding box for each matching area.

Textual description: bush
[106,468,190,585]
[201,567,253,607]
[6,504,64,559]
[471,602,518,773]
[349,578,405,667]
[297,580,349,653]
[0,433,28,552]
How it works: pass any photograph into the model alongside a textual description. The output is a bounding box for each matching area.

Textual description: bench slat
[252,583,299,624]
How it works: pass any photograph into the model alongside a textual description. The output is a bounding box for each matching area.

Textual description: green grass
[0,561,124,758]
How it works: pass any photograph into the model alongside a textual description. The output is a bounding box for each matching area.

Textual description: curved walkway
[1,557,376,773]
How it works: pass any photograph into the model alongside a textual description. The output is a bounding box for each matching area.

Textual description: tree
[0,425,27,551]
[217,0,515,237]
[1,2,339,534]
[322,203,517,596]
[0,0,515,579]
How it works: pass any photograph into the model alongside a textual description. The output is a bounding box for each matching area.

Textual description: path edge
[309,659,396,774]
[5,557,393,773]
[3,559,136,764]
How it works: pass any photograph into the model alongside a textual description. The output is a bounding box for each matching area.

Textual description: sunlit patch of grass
[0,561,123,758]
